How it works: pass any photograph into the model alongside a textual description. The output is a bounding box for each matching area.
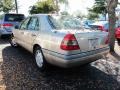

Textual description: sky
[65,0,95,14]
[17,0,95,16]
[18,0,38,16]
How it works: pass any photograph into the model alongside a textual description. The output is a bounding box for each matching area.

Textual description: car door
[22,17,40,52]
[14,17,30,47]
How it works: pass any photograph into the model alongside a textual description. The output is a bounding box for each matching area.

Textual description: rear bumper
[42,47,110,68]
[0,29,12,36]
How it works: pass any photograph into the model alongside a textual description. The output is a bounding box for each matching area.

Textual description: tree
[0,0,15,13]
[74,11,86,19]
[106,0,118,52]
[15,0,18,13]
[88,0,107,20]
[60,11,69,15]
[29,0,69,14]
[29,0,57,14]
[87,12,99,20]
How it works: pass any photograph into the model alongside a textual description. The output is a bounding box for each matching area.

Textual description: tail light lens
[3,23,13,27]
[98,26,104,31]
[60,34,80,50]
[0,23,13,29]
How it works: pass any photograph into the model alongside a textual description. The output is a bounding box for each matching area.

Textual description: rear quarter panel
[33,31,69,54]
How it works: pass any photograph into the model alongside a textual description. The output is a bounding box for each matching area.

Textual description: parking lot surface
[0,38,120,90]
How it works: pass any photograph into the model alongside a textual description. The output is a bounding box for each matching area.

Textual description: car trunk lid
[74,31,108,52]
[54,29,109,52]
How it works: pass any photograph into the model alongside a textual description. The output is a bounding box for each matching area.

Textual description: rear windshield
[48,15,82,30]
[4,14,25,22]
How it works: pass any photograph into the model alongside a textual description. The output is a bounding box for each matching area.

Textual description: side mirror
[15,25,19,29]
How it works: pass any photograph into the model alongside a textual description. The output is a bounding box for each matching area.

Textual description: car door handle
[31,34,36,36]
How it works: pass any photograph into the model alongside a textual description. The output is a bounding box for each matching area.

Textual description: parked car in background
[89,21,120,42]
[89,21,109,32]
[0,13,25,37]
[115,26,120,42]
[10,14,109,71]
[81,20,94,29]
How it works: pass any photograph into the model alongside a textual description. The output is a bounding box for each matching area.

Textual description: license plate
[89,38,98,50]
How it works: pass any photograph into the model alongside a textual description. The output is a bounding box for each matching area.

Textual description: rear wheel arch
[33,44,41,53]
[9,33,18,47]
[33,44,48,71]
[10,33,14,39]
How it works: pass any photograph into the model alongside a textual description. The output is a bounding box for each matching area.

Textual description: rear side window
[27,17,39,30]
[20,18,30,30]
[4,14,25,22]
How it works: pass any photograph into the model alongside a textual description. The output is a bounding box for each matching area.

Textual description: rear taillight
[98,26,104,31]
[60,34,80,50]
[0,23,13,28]
[3,23,13,27]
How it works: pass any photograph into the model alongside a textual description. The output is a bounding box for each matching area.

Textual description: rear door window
[19,18,30,30]
[4,14,25,22]
[27,17,39,31]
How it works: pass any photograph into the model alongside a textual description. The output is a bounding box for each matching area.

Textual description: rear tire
[9,35,18,47]
[34,46,48,71]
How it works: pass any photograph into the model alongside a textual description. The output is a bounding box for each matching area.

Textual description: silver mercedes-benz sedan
[10,14,109,70]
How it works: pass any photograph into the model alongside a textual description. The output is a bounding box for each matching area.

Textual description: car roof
[90,21,108,26]
[31,14,58,17]
[3,13,24,16]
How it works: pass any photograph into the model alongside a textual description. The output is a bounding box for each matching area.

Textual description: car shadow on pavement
[0,38,9,45]
[1,46,120,90]
[110,52,120,60]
